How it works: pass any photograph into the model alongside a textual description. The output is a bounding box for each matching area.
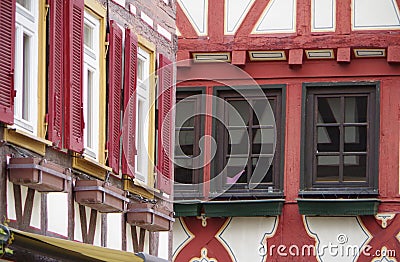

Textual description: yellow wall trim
[4,128,51,156]
[72,155,111,180]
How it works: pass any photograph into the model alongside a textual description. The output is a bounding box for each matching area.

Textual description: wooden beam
[387,46,400,63]
[288,49,303,66]
[337,47,351,63]
[231,50,246,65]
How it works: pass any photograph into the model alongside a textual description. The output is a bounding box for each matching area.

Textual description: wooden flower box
[126,202,174,231]
[74,180,128,213]
[8,157,70,192]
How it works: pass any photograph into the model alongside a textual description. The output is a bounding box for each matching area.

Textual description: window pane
[345,96,367,123]
[316,155,339,181]
[317,126,340,152]
[253,99,275,126]
[317,97,341,123]
[137,101,144,173]
[176,130,194,155]
[225,157,248,184]
[22,33,31,121]
[174,165,194,184]
[344,126,367,152]
[228,129,249,155]
[227,100,250,126]
[252,157,273,183]
[84,24,93,49]
[137,59,144,81]
[175,100,195,127]
[343,155,367,181]
[17,0,31,10]
[253,128,274,154]
[86,70,93,148]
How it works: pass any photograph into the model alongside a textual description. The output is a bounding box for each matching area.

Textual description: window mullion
[339,96,345,183]
[247,100,253,184]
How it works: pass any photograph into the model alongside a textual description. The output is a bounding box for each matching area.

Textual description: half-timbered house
[173,0,400,261]
[0,0,176,260]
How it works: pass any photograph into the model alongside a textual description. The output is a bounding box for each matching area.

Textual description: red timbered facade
[173,0,400,261]
[0,0,176,261]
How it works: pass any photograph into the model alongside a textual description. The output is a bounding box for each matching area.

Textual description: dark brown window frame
[174,89,204,198]
[301,82,379,196]
[212,86,285,198]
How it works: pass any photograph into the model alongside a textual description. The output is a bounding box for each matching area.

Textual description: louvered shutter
[157,54,174,195]
[0,0,15,124]
[64,0,84,153]
[107,20,123,174]
[48,0,64,147]
[122,28,138,178]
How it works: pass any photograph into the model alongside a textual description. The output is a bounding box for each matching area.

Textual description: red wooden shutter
[64,0,84,153]
[107,20,123,174]
[0,0,15,124]
[157,54,174,195]
[48,0,64,148]
[122,28,138,178]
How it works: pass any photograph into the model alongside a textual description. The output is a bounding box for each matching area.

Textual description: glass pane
[251,157,273,183]
[253,128,274,154]
[175,100,195,127]
[227,100,250,126]
[137,59,144,81]
[344,126,367,152]
[174,165,194,184]
[316,155,339,181]
[136,101,144,173]
[86,70,93,148]
[317,97,341,123]
[253,99,275,126]
[344,155,367,181]
[84,24,93,49]
[225,157,248,184]
[17,0,31,10]
[317,126,340,152]
[22,33,31,121]
[345,96,367,123]
[228,129,249,155]
[176,130,194,155]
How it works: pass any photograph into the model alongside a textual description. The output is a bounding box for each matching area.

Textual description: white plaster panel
[126,224,134,252]
[74,202,83,242]
[30,191,41,229]
[178,0,208,35]
[312,0,335,31]
[353,0,400,29]
[93,208,101,246]
[225,0,255,34]
[173,218,192,258]
[253,0,296,33]
[219,217,278,262]
[158,231,169,260]
[305,216,371,262]
[47,192,68,237]
[112,0,125,7]
[6,180,16,220]
[107,213,122,250]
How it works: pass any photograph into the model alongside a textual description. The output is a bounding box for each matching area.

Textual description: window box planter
[126,203,174,231]
[74,180,128,213]
[8,157,70,192]
[297,198,381,216]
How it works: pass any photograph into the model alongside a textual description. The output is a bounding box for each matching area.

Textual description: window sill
[174,199,284,217]
[298,188,379,197]
[72,155,112,180]
[210,190,284,199]
[123,175,157,200]
[4,128,52,156]
[297,198,380,216]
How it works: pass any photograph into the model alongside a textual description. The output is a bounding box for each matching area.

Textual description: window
[214,89,282,196]
[136,47,151,183]
[174,87,284,199]
[14,0,38,134]
[302,84,379,194]
[174,91,203,196]
[83,11,100,160]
